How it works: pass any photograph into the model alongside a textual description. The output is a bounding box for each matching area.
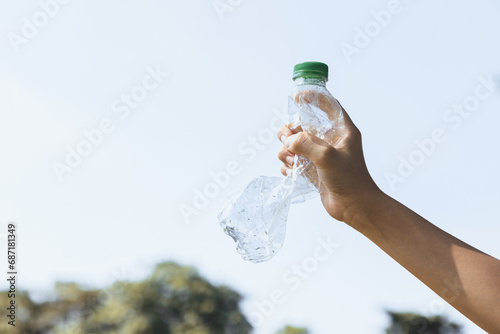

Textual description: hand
[279,101,500,333]
[277,102,381,224]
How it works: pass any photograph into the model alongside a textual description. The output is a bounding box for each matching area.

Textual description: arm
[277,104,500,333]
[354,192,500,333]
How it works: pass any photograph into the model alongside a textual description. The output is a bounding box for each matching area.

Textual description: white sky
[1,0,499,333]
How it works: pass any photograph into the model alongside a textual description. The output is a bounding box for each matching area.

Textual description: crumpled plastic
[218,86,346,263]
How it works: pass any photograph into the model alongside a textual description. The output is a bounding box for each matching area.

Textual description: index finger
[277,124,303,143]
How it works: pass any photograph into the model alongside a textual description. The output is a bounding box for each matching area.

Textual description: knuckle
[294,132,309,147]
[277,147,287,160]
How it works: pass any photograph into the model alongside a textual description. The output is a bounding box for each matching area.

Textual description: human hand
[277,102,381,224]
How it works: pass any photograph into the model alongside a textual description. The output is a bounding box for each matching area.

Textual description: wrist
[344,187,390,235]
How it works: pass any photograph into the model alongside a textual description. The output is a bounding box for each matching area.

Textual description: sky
[0,0,499,333]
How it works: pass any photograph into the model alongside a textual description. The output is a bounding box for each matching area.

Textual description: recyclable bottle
[288,61,345,193]
[218,62,345,263]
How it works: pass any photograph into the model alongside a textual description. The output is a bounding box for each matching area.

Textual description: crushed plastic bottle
[218,62,346,263]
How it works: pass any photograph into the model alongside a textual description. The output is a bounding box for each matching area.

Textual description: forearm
[349,191,500,333]
[277,108,500,330]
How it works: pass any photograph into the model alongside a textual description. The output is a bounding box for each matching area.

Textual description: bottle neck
[293,77,327,87]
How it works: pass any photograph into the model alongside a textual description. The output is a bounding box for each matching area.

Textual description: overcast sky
[1,0,499,333]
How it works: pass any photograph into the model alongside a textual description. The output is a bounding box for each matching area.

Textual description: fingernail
[286,156,294,166]
[280,135,286,143]
[285,134,296,149]
[285,168,292,176]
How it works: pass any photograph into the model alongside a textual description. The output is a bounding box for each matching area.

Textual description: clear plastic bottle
[288,62,345,193]
[218,62,345,263]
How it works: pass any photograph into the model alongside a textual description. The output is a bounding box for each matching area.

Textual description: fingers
[276,99,354,172]
[284,132,337,168]
[278,146,295,168]
[280,164,292,177]
[277,124,303,143]
[277,124,299,170]
[277,125,292,143]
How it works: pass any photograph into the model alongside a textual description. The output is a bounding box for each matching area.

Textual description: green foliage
[0,262,251,334]
[275,325,309,334]
[385,311,462,334]
[1,262,464,334]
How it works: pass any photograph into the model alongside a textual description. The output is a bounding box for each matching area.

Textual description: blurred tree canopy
[0,262,251,334]
[275,325,309,334]
[385,311,462,334]
[0,261,464,334]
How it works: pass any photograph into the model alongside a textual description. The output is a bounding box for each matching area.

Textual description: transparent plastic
[218,77,346,263]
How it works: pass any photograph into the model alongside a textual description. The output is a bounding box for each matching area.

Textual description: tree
[0,262,251,334]
[385,311,462,334]
[275,325,309,334]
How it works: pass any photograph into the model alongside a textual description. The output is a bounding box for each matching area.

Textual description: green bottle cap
[292,61,329,81]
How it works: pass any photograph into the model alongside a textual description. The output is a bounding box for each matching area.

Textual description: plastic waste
[218,62,346,263]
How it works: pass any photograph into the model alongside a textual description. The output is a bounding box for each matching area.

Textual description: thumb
[284,132,337,167]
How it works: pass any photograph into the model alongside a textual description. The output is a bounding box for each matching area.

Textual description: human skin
[276,102,500,333]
